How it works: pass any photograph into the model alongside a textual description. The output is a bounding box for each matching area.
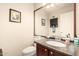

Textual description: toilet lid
[23,46,36,54]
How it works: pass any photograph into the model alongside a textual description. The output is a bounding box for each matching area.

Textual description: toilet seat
[22,46,36,55]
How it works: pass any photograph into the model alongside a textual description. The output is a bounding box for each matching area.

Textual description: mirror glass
[34,3,74,38]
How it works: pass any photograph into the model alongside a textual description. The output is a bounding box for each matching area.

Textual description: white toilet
[22,36,44,56]
[22,46,36,56]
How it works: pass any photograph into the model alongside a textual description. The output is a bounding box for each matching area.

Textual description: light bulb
[42,3,47,5]
[50,4,54,7]
[46,5,50,8]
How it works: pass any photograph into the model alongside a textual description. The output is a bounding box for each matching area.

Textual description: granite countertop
[35,38,79,56]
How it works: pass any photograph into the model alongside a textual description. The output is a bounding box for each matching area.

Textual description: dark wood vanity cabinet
[36,43,70,56]
[36,43,48,56]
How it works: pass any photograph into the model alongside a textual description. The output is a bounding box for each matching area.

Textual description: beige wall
[59,11,74,38]
[0,3,34,56]
[76,4,79,37]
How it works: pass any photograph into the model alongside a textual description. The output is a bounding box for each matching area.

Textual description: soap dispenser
[64,33,71,45]
[74,37,79,46]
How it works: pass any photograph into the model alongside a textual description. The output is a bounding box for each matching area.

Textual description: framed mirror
[34,3,76,40]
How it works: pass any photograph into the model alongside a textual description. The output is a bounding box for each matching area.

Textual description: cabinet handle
[50,52,53,55]
[45,49,47,51]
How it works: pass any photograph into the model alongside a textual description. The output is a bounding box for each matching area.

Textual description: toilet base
[22,51,36,56]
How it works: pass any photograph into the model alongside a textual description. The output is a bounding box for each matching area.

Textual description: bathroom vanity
[36,43,70,56]
[35,39,79,56]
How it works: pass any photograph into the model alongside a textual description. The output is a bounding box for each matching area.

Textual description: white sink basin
[46,41,66,47]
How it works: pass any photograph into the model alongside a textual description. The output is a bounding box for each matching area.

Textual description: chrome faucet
[66,33,70,38]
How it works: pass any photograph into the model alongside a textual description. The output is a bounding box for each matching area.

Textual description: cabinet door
[53,51,64,56]
[53,50,69,56]
[49,49,69,56]
[49,50,54,56]
[49,50,65,56]
[42,48,48,56]
[36,43,48,56]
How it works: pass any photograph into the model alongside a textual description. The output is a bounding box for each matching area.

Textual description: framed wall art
[41,19,46,26]
[9,9,21,23]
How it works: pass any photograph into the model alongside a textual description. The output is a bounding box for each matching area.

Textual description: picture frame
[9,9,21,23]
[41,19,46,26]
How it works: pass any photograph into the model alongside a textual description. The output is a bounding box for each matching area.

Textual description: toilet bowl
[22,36,44,56]
[22,46,36,56]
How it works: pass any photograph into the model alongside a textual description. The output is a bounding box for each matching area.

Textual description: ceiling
[34,3,74,15]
